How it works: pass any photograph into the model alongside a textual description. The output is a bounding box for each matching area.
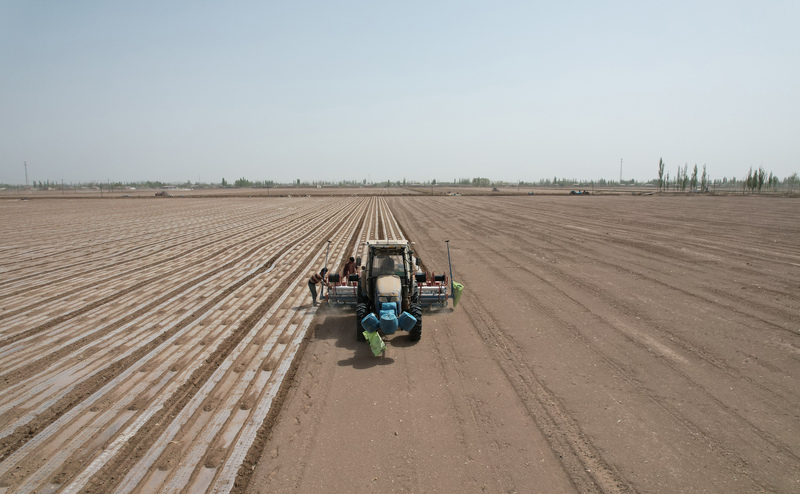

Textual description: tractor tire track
[456,223,785,490]
[389,195,800,493]
[389,198,631,493]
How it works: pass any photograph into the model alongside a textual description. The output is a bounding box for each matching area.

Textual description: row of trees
[659,161,706,192]
[743,167,780,193]
[28,180,167,190]
[218,171,800,192]
[216,172,799,191]
[671,163,707,192]
[453,177,491,186]
[225,178,276,188]
[31,180,61,189]
[656,159,798,193]
[12,170,800,193]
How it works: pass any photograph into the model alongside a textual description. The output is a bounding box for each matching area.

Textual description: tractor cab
[372,253,405,277]
[361,241,417,313]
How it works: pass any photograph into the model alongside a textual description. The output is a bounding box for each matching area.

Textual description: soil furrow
[0,209,323,338]
[0,207,318,310]
[74,201,359,493]
[0,252,282,463]
[389,198,631,492]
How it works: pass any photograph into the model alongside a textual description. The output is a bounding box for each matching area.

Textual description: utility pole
[24,161,28,188]
[619,158,623,186]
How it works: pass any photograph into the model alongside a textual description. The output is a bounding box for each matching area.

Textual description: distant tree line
[453,177,491,186]
[230,177,275,188]
[32,180,61,189]
[655,158,798,193]
[10,167,800,193]
[742,167,780,193]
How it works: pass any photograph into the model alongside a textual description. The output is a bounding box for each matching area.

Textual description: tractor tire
[356,280,365,304]
[408,303,422,341]
[411,286,420,304]
[356,303,368,342]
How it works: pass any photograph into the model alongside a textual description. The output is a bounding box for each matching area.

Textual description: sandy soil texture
[247,195,800,493]
[1,195,798,493]
[0,196,405,493]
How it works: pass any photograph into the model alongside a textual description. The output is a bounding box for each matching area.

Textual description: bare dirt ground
[247,195,800,493]
[1,194,798,493]
[0,195,406,493]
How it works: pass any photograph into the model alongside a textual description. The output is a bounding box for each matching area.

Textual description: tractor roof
[366,240,410,249]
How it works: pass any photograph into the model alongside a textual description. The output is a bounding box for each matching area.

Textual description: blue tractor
[355,240,424,342]
[327,240,451,342]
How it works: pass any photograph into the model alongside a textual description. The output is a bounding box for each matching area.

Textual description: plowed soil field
[247,195,800,494]
[1,195,798,493]
[0,196,405,493]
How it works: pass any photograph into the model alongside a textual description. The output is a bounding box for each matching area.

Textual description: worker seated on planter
[342,257,358,280]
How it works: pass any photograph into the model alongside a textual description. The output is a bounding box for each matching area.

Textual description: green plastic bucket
[452,282,464,308]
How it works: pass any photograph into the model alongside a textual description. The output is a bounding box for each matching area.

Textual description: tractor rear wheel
[408,303,422,341]
[356,280,365,303]
[356,303,368,342]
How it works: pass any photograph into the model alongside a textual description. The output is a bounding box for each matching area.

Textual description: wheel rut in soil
[4,196,798,494]
[229,206,372,493]
[388,196,800,493]
[387,198,631,493]
[446,202,799,474]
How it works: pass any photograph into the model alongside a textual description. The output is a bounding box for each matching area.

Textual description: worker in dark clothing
[378,256,395,275]
[342,257,358,279]
[308,268,328,306]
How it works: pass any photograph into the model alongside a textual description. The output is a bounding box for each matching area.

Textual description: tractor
[326,240,450,342]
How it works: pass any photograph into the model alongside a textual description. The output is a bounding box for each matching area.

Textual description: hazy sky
[2,1,798,185]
